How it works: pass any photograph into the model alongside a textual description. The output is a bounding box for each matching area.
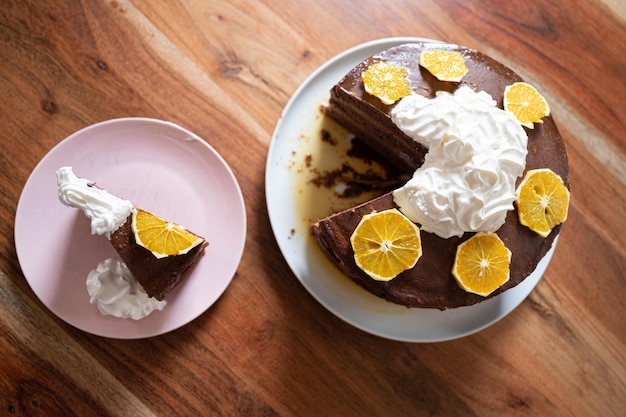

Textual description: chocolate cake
[56,166,208,301]
[311,43,569,309]
[110,214,207,300]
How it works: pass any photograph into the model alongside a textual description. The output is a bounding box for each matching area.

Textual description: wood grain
[1,0,624,416]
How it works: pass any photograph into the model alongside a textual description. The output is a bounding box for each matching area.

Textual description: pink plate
[15,118,246,339]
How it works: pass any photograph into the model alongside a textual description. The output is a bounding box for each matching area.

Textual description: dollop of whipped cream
[56,167,134,239]
[391,86,528,238]
[86,258,166,320]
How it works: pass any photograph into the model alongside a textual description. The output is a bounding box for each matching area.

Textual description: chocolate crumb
[321,129,337,146]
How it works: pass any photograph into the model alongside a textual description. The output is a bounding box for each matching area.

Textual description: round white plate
[265,37,556,342]
[15,118,246,339]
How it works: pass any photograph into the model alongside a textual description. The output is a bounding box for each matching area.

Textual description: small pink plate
[15,118,246,339]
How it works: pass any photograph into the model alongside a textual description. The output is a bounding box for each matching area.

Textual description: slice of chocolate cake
[311,43,569,309]
[57,166,208,301]
[109,213,207,300]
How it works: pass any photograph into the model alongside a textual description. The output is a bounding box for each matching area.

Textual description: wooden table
[1,1,625,415]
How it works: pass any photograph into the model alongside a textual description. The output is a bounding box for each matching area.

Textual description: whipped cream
[391,86,528,238]
[86,258,166,320]
[56,167,134,239]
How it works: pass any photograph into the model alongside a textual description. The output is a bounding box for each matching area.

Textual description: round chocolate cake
[310,43,569,310]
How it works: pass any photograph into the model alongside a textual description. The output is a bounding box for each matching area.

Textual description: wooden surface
[1,0,625,416]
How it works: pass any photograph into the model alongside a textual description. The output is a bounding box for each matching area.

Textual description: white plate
[265,37,556,342]
[15,118,246,339]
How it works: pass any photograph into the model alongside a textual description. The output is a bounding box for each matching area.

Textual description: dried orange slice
[452,233,511,296]
[132,209,204,259]
[515,168,570,238]
[419,49,468,82]
[504,82,551,128]
[362,61,412,105]
[350,208,422,281]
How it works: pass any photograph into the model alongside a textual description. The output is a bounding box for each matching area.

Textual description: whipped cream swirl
[391,86,528,238]
[86,258,166,320]
[56,167,134,239]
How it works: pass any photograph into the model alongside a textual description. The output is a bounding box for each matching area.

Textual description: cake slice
[57,166,208,300]
[311,43,569,309]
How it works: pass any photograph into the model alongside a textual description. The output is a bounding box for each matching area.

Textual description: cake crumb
[321,129,338,146]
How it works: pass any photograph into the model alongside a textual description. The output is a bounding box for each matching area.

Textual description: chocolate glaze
[312,43,569,309]
[110,215,208,301]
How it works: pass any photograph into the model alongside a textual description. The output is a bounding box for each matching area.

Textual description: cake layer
[312,43,569,309]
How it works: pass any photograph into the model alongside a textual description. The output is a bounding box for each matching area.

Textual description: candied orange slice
[132,209,204,259]
[452,233,511,296]
[350,208,422,281]
[419,49,468,82]
[504,82,551,128]
[362,61,412,105]
[515,168,570,238]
